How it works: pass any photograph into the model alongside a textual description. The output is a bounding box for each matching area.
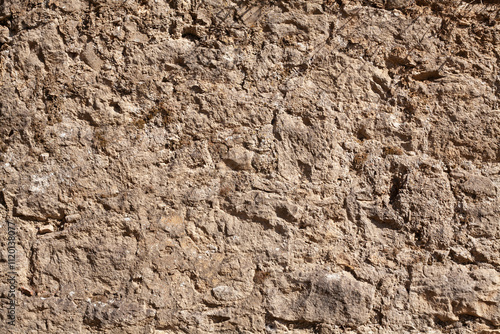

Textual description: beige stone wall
[0,0,498,333]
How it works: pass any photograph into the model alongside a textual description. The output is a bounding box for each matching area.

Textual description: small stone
[450,247,473,264]
[461,175,496,197]
[81,43,103,71]
[65,213,81,223]
[39,225,55,234]
[39,153,49,162]
[212,285,241,301]
[20,286,34,296]
[224,146,254,170]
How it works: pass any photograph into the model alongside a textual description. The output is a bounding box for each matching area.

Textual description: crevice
[208,315,231,323]
[297,160,312,182]
[220,202,271,226]
[265,311,320,330]
[367,216,401,231]
[0,191,6,208]
[275,205,297,223]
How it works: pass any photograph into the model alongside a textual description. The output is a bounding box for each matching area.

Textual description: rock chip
[224,146,254,170]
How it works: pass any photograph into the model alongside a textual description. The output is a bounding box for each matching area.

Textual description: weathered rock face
[267,271,375,326]
[0,0,499,333]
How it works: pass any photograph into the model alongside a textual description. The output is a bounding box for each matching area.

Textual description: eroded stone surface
[0,0,499,333]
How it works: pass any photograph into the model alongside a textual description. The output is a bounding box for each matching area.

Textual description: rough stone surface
[0,0,499,333]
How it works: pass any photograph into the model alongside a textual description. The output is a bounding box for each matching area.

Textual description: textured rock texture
[0,0,499,333]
